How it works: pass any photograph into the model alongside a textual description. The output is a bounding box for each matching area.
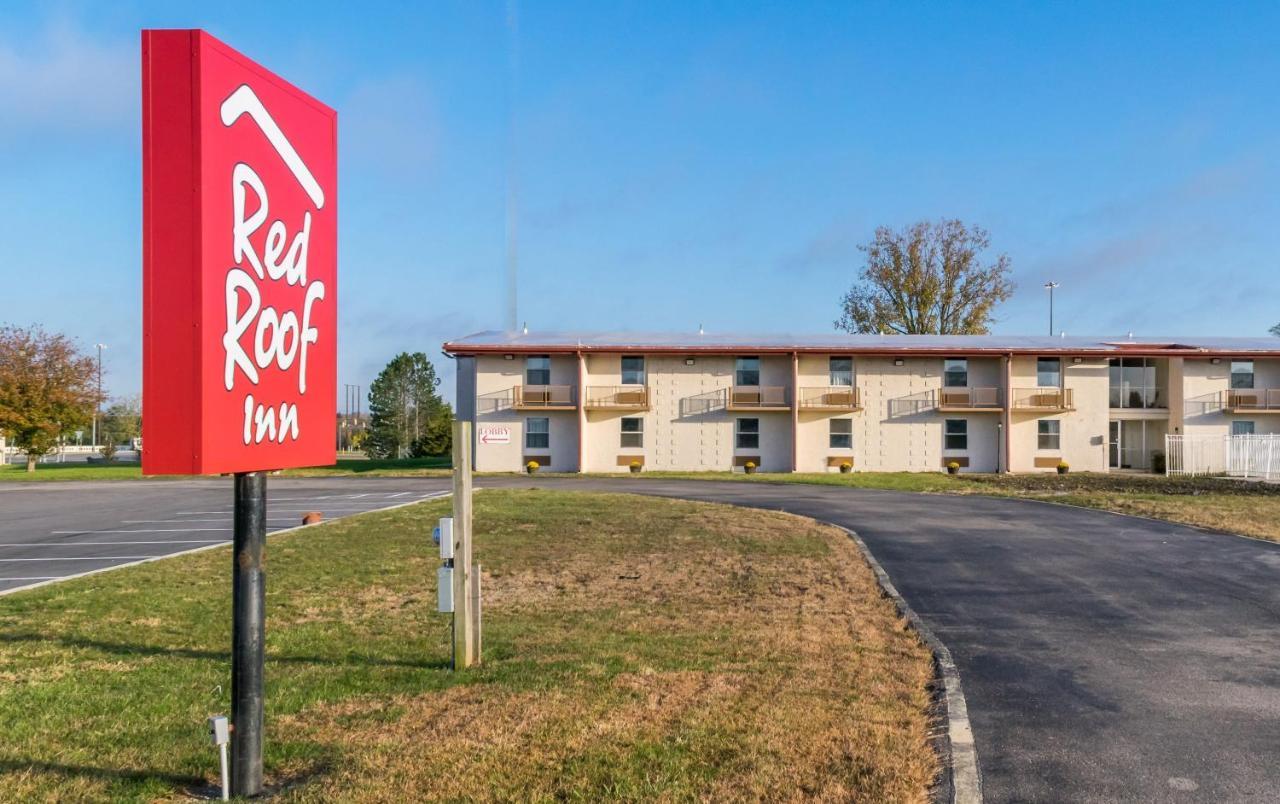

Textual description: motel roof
[443,331,1280,358]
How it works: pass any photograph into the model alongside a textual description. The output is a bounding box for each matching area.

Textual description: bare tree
[0,326,100,472]
[835,220,1015,335]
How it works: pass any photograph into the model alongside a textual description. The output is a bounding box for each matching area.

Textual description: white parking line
[0,540,228,546]
[51,528,229,534]
[0,556,156,562]
[2,577,60,581]
[123,519,298,524]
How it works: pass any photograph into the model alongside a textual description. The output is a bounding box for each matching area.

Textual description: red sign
[142,30,337,475]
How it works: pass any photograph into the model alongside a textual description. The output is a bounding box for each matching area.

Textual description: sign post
[451,420,479,668]
[142,29,337,797]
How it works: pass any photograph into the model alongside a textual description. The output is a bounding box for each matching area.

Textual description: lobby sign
[142,30,337,475]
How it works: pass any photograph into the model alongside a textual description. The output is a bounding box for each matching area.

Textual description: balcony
[937,387,1003,412]
[1223,389,1280,413]
[513,385,577,410]
[798,386,861,411]
[585,385,651,411]
[1011,387,1074,412]
[728,386,791,411]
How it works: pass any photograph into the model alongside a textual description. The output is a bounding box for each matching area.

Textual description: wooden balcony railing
[937,387,1003,411]
[728,386,791,411]
[584,385,651,410]
[1011,387,1074,411]
[1223,389,1280,412]
[513,385,577,410]
[798,386,861,411]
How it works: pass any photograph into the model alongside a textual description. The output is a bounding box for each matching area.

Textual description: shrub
[744,461,757,474]
[1057,461,1070,475]
[1151,451,1166,475]
[525,460,540,474]
[839,461,853,474]
[629,460,642,474]
[946,461,961,475]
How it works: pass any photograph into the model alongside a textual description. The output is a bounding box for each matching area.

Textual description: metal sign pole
[231,471,266,797]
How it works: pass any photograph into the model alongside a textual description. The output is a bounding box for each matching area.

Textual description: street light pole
[92,343,107,447]
[1043,282,1059,336]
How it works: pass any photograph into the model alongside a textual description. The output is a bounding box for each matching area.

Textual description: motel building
[442,332,1280,474]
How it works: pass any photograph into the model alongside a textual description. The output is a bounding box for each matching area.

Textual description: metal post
[231,472,266,797]
[92,343,106,447]
[1044,282,1059,336]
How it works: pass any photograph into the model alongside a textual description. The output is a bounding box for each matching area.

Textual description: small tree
[1270,323,1279,337]
[0,326,99,472]
[410,404,454,457]
[835,219,1015,335]
[365,352,447,459]
[98,397,142,461]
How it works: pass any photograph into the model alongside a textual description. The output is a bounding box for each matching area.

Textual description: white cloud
[0,20,136,138]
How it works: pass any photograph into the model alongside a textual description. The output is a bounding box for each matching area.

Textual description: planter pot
[947,465,960,475]
[744,465,757,475]
[839,464,852,474]
[629,465,641,474]
[526,465,538,475]
[1056,466,1069,475]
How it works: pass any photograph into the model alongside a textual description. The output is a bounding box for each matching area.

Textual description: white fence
[1165,434,1280,481]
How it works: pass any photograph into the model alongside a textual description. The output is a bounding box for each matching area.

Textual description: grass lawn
[0,457,451,483]
[0,490,938,802]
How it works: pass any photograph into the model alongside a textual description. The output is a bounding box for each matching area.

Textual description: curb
[0,492,452,598]
[835,524,983,804]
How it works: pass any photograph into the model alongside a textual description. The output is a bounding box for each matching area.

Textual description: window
[829,418,853,449]
[1233,420,1256,436]
[829,357,853,387]
[621,355,646,385]
[735,356,760,387]
[525,355,551,386]
[620,417,644,448]
[944,419,967,450]
[1108,358,1163,408]
[735,418,760,449]
[1231,361,1255,390]
[1037,357,1061,388]
[1038,420,1061,450]
[525,417,549,449]
[943,359,968,388]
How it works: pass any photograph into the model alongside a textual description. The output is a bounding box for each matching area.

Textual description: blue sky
[3,2,1279,405]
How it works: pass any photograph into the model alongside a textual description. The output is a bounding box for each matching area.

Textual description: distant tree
[98,396,142,461]
[835,219,1015,335]
[365,353,447,459]
[410,403,454,458]
[1271,322,1280,337]
[0,326,100,472]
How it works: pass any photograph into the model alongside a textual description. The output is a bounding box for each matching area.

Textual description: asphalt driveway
[482,477,1280,803]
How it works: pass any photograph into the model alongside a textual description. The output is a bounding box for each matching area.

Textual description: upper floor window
[1231,361,1255,390]
[525,355,551,386]
[1108,358,1163,409]
[1037,357,1061,388]
[735,418,760,449]
[943,359,968,388]
[621,355,646,385]
[829,357,853,387]
[735,356,760,387]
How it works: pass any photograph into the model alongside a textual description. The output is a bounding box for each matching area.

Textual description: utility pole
[1043,282,1059,336]
[92,343,107,446]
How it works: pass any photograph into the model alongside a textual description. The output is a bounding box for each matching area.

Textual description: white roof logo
[220,84,325,209]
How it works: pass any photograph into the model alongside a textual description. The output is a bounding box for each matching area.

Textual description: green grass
[0,490,936,802]
[0,457,451,482]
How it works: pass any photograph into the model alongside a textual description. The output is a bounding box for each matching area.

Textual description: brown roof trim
[442,342,1280,359]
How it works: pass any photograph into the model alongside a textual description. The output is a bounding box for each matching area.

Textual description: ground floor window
[1038,419,1061,450]
[525,417,549,449]
[829,418,853,449]
[736,418,760,449]
[1232,420,1256,436]
[944,419,967,450]
[620,417,644,447]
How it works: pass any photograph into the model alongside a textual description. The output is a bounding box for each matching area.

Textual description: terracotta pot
[302,511,323,525]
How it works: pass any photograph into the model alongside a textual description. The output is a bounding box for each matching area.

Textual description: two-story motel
[442,331,1280,474]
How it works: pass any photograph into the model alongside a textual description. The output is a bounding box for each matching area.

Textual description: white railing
[1165,434,1280,481]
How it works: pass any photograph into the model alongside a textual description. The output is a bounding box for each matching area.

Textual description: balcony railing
[798,386,861,411]
[513,385,577,410]
[1223,389,1280,412]
[937,387,1003,411]
[584,385,651,410]
[1011,387,1074,412]
[728,386,791,411]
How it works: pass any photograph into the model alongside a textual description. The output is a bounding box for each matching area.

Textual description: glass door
[1109,421,1120,468]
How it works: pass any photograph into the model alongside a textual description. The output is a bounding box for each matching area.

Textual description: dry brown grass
[275,491,938,803]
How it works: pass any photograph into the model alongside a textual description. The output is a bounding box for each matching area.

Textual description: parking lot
[0,477,452,594]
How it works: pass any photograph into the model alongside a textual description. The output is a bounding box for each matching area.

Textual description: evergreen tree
[364,353,447,459]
